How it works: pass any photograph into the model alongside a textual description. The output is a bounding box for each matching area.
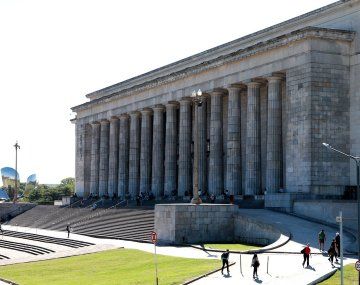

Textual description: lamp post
[191,89,203,205]
[13,141,20,204]
[322,142,360,280]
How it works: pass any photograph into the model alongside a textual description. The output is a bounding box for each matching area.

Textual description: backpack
[300,248,305,254]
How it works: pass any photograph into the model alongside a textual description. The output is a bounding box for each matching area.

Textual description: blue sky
[0,0,335,183]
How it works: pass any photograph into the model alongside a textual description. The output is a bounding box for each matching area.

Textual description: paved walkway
[0,209,357,285]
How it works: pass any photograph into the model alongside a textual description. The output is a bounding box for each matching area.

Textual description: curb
[0,277,19,285]
[182,262,236,285]
[188,232,291,255]
[307,268,337,285]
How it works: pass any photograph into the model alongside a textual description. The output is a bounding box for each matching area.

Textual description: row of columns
[86,77,283,199]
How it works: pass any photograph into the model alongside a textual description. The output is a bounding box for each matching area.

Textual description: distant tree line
[24,177,75,203]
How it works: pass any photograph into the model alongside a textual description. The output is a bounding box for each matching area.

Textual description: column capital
[210,88,226,97]
[119,113,130,119]
[129,111,141,118]
[140,108,153,116]
[179,97,192,105]
[110,116,119,121]
[247,81,262,88]
[226,84,245,92]
[100,118,110,124]
[90,121,100,125]
[152,104,165,112]
[166,101,179,109]
[267,76,283,84]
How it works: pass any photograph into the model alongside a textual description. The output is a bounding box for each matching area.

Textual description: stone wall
[293,200,357,231]
[234,214,281,246]
[155,204,237,244]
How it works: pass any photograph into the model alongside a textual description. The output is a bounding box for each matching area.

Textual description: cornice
[72,27,355,112]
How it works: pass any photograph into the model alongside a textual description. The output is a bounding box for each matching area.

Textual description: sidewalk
[1,209,357,285]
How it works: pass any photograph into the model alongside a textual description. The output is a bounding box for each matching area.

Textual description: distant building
[72,1,360,210]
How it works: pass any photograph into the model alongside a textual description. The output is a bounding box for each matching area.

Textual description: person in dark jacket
[221,249,230,275]
[335,232,340,262]
[66,224,71,238]
[251,254,260,279]
[328,239,337,265]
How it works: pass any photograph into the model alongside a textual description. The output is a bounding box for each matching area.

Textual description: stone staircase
[3,230,94,248]
[7,205,155,242]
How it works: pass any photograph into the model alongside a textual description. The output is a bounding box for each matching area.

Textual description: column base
[191,197,202,204]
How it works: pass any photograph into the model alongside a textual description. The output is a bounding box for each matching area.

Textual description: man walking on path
[302,244,311,267]
[221,249,230,275]
[66,224,71,238]
[335,232,340,262]
[318,229,326,251]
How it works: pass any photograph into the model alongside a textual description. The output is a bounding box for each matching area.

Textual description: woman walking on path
[251,254,260,279]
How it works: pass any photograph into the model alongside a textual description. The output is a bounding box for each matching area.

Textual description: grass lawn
[204,243,260,251]
[0,249,219,285]
[320,263,358,284]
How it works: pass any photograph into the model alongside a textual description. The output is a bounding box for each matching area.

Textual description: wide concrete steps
[3,230,94,248]
[7,205,155,243]
[0,239,54,255]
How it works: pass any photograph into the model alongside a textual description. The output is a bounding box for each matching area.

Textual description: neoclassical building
[72,0,360,209]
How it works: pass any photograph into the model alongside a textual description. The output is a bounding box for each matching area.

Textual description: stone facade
[72,1,359,204]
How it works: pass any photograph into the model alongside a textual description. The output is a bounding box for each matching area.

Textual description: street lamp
[191,89,203,205]
[322,142,360,272]
[13,141,20,204]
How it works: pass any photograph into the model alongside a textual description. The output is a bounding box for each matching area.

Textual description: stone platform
[154,204,237,244]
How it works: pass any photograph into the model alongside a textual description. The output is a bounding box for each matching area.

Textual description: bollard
[239,254,243,276]
[267,256,269,274]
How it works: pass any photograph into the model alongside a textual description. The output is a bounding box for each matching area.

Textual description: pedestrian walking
[301,243,311,267]
[251,253,260,279]
[334,232,340,262]
[66,224,71,238]
[221,249,230,275]
[327,239,337,265]
[318,229,326,251]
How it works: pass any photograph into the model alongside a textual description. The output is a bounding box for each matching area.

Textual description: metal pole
[13,142,20,204]
[340,211,344,285]
[267,256,269,274]
[357,160,360,285]
[191,101,202,204]
[154,242,158,285]
[239,254,242,276]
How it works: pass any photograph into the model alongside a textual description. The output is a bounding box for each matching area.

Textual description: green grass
[204,243,261,251]
[320,264,358,284]
[0,249,219,285]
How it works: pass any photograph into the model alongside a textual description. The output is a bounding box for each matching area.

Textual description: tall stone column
[151,105,165,197]
[266,77,283,192]
[226,85,242,195]
[198,97,207,195]
[118,114,130,198]
[164,102,178,196]
[245,82,261,195]
[90,122,100,195]
[75,122,85,197]
[209,91,224,196]
[99,119,110,196]
[107,116,119,197]
[140,109,153,194]
[129,111,141,198]
[178,98,192,196]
